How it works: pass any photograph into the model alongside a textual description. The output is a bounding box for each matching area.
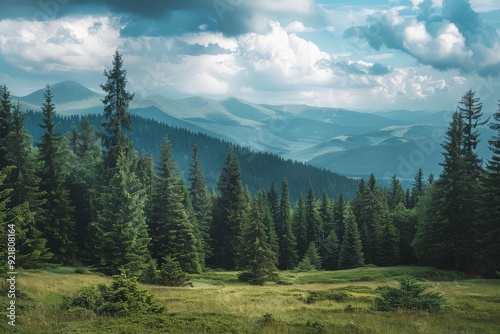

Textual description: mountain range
[13,81,495,182]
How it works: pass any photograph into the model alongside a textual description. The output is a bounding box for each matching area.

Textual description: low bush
[374,274,445,312]
[62,272,165,316]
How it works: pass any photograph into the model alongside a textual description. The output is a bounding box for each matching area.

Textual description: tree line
[0,51,499,284]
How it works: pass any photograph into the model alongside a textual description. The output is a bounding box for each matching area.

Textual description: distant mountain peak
[19,80,99,106]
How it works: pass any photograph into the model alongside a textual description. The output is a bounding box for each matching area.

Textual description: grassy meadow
[1,266,500,333]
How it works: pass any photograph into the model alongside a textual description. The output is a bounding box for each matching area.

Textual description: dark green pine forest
[1,51,499,285]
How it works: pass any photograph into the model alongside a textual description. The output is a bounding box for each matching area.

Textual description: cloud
[284,21,315,33]
[0,16,120,72]
[344,0,500,76]
[0,0,320,38]
[336,60,392,75]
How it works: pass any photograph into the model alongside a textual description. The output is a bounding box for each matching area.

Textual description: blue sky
[0,0,499,111]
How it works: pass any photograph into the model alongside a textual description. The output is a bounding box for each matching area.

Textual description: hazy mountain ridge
[12,81,495,180]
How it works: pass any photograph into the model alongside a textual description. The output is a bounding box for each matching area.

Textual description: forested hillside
[0,51,499,289]
[22,111,358,203]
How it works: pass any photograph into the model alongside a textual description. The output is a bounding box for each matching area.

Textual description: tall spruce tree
[388,174,405,211]
[93,152,151,275]
[338,206,364,269]
[100,50,135,170]
[479,101,500,276]
[68,117,102,256]
[458,90,486,177]
[414,97,484,273]
[0,84,12,168]
[276,178,298,269]
[333,193,345,245]
[356,174,390,265]
[189,144,209,218]
[305,186,322,247]
[37,85,75,264]
[250,191,279,259]
[292,194,308,258]
[391,203,417,265]
[411,168,425,207]
[237,197,278,284]
[4,103,51,267]
[149,136,200,274]
[319,190,334,237]
[188,144,211,269]
[209,146,245,269]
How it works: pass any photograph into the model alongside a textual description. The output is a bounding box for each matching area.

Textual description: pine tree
[0,167,51,269]
[414,99,484,273]
[333,193,345,245]
[320,228,340,270]
[388,174,405,211]
[4,103,51,267]
[292,194,308,258]
[391,203,417,264]
[276,178,298,269]
[319,189,334,236]
[0,84,13,169]
[189,144,209,218]
[427,172,435,185]
[100,50,135,170]
[77,117,100,159]
[305,185,322,246]
[376,217,400,266]
[268,181,280,227]
[338,206,364,269]
[479,101,500,276]
[149,136,200,274]
[458,90,486,177]
[257,191,279,257]
[411,168,425,206]
[238,198,278,284]
[68,117,102,257]
[5,103,45,213]
[188,144,211,269]
[300,242,322,270]
[209,146,245,269]
[93,153,151,275]
[356,174,390,266]
[37,85,75,264]
[69,124,79,155]
[405,188,412,209]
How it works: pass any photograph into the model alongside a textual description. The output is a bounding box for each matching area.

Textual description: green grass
[1,266,499,333]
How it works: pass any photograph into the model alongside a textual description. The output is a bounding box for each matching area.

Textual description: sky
[0,0,500,111]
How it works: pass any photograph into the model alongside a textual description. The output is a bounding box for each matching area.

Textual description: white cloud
[238,20,332,85]
[345,2,500,75]
[284,21,315,33]
[0,16,120,72]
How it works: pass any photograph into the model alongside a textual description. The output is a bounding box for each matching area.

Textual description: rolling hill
[13,81,496,181]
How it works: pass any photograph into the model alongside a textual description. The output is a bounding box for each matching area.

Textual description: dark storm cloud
[0,0,253,37]
[0,0,209,19]
[343,0,500,76]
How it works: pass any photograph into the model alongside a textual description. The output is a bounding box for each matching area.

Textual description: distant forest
[23,111,359,203]
[1,51,499,286]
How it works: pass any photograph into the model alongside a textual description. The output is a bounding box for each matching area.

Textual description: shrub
[375,274,445,312]
[62,272,165,316]
[158,257,189,286]
[294,258,315,272]
[238,272,265,285]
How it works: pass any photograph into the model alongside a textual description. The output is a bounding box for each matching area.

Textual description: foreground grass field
[2,266,499,333]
